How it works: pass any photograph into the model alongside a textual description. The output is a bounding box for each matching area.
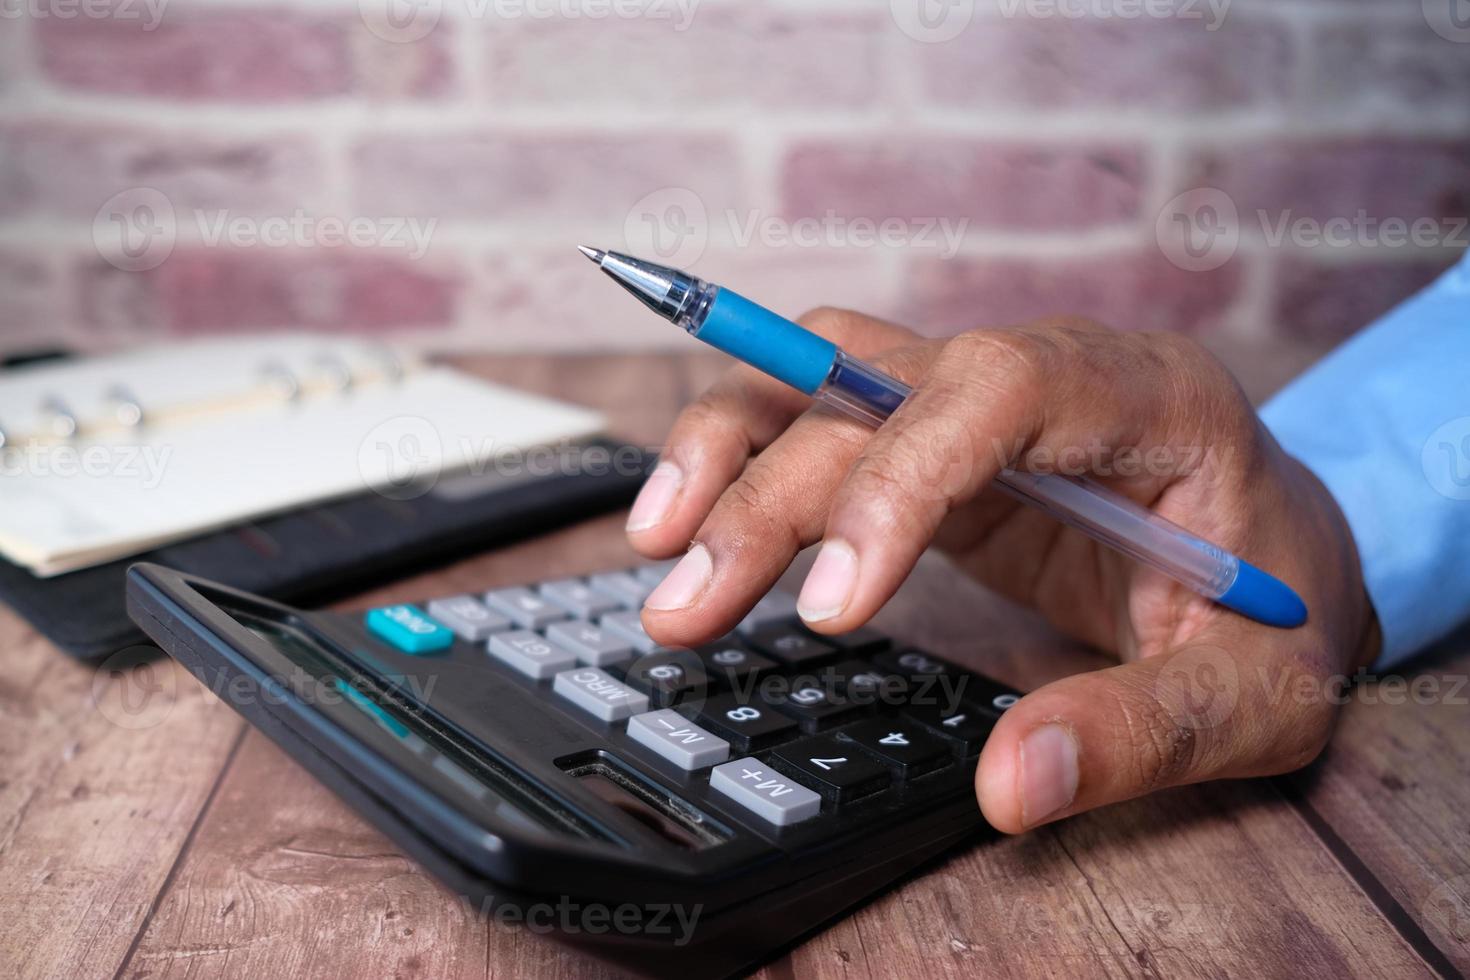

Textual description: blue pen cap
[695,289,838,395]
[1217,560,1308,628]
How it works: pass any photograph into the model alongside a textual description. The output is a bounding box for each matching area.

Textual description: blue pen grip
[696,289,837,395]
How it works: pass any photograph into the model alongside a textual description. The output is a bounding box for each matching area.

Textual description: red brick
[0,122,323,220]
[464,244,894,351]
[781,139,1145,231]
[1273,254,1457,345]
[38,9,355,102]
[0,251,58,346]
[351,132,743,224]
[1311,23,1470,115]
[487,6,881,109]
[1184,140,1470,228]
[919,15,1292,111]
[77,249,461,334]
[901,249,1241,336]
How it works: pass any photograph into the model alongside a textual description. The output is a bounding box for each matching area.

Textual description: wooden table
[2,352,1467,979]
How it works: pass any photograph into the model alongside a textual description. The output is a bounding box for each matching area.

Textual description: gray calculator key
[599,610,660,653]
[489,631,578,680]
[484,587,569,629]
[709,758,821,826]
[553,667,649,722]
[588,571,652,607]
[737,591,800,634]
[539,578,623,619]
[627,709,730,770]
[545,620,634,667]
[634,560,681,587]
[426,596,511,641]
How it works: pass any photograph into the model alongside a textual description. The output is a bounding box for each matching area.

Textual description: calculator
[126,560,1022,978]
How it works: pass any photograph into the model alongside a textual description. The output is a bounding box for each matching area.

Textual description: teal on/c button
[365,605,454,655]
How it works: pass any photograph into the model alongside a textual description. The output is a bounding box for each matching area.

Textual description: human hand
[628,308,1379,833]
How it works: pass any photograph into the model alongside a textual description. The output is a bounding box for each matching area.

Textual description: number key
[771,735,890,803]
[693,692,798,753]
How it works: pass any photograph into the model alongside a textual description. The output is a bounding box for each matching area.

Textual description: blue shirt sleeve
[1260,252,1470,668]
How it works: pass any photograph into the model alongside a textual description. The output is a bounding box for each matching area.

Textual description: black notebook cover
[0,439,650,659]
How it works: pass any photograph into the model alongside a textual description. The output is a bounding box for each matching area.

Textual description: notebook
[0,337,608,576]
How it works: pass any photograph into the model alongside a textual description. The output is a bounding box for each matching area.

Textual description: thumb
[974,629,1335,833]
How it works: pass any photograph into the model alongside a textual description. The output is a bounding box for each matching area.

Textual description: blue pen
[581,246,1308,629]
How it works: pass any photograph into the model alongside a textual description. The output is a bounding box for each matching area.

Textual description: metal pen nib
[578,245,710,326]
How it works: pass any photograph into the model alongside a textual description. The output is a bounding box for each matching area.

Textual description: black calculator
[126,560,1022,978]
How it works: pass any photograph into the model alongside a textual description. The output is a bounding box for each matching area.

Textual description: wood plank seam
[1273,775,1465,980]
[109,724,250,980]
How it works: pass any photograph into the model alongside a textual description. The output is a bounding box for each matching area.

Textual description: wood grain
[0,352,1463,979]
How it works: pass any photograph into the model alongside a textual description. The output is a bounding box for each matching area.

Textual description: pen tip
[577,245,606,265]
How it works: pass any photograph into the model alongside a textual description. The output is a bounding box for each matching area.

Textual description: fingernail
[626,462,683,533]
[798,539,858,623]
[1019,723,1079,827]
[645,543,712,611]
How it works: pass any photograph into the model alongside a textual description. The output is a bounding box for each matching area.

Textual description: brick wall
[0,0,1466,359]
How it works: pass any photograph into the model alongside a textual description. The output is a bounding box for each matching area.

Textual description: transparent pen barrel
[815,349,912,427]
[994,470,1240,599]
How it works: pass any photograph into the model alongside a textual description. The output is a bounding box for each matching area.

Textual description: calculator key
[901,702,999,756]
[745,625,838,666]
[736,591,799,634]
[426,596,511,641]
[553,667,650,722]
[627,709,730,770]
[598,610,661,654]
[709,758,821,826]
[634,560,681,587]
[624,649,710,707]
[694,692,799,753]
[539,578,624,619]
[365,605,454,655]
[825,625,891,656]
[544,621,634,667]
[766,676,863,732]
[771,735,890,802]
[696,642,778,687]
[484,587,569,630]
[827,659,909,708]
[489,631,579,680]
[836,718,951,778]
[588,571,652,607]
[872,648,958,678]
